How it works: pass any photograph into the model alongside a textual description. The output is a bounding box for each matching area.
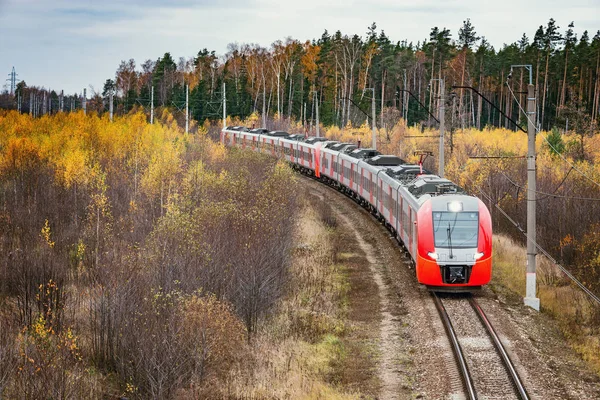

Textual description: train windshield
[433,212,479,248]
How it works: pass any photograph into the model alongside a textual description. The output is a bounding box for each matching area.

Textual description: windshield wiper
[447,223,454,259]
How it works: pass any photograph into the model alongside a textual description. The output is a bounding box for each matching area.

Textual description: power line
[497,169,600,202]
[463,175,600,307]
[506,84,600,190]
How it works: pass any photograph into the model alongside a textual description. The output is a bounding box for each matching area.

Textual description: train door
[378,178,383,215]
[388,185,393,223]
[396,192,402,238]
[412,207,418,258]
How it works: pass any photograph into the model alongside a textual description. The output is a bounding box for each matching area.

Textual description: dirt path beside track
[304,175,600,399]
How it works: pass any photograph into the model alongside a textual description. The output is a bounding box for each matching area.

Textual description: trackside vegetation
[0,110,302,398]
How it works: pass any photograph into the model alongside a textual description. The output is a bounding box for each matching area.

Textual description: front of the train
[416,194,492,290]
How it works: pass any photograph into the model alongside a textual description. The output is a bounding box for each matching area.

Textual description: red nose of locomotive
[416,196,492,290]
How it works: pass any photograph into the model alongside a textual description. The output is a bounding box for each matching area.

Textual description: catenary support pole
[315,91,320,138]
[83,88,87,115]
[438,79,445,178]
[185,84,189,133]
[372,88,377,149]
[109,91,114,122]
[524,83,540,311]
[223,82,226,130]
[150,86,154,124]
[304,102,307,130]
[262,83,266,128]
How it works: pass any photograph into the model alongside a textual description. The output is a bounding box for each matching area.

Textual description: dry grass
[219,196,361,399]
[491,234,600,375]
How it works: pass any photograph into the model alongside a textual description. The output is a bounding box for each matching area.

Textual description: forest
[2,16,600,398]
[2,19,599,135]
[0,110,303,397]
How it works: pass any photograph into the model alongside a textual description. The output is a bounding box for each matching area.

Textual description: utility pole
[371,88,377,149]
[185,84,189,133]
[315,91,320,138]
[525,83,540,311]
[438,79,445,178]
[222,82,226,131]
[508,64,539,311]
[262,83,266,128]
[150,85,154,124]
[82,88,87,115]
[303,102,307,130]
[109,91,114,122]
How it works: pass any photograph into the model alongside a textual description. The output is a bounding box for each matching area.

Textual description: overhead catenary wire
[506,84,600,190]
[497,169,600,202]
[464,174,600,307]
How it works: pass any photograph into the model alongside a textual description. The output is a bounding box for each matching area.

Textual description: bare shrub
[12,315,97,399]
[314,197,338,229]
[0,316,18,398]
[180,294,246,396]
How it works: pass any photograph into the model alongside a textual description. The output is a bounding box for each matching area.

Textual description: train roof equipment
[365,155,406,166]
[286,134,306,141]
[406,176,465,200]
[386,164,433,183]
[267,130,290,137]
[304,136,329,144]
[347,148,381,159]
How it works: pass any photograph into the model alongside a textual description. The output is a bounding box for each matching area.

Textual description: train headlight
[447,201,463,212]
[427,252,439,260]
[474,252,484,260]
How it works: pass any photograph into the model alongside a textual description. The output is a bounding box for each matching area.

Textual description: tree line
[2,19,598,134]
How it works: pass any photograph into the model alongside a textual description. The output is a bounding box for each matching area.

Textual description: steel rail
[469,298,530,400]
[432,292,477,400]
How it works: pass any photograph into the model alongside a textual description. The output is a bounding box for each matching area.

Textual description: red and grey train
[221,128,492,290]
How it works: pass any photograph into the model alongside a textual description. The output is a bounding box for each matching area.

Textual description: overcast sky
[1,0,598,95]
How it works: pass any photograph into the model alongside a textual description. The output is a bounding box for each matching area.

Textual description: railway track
[301,172,530,399]
[433,292,529,400]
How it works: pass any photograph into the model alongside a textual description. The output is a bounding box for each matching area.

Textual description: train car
[220,127,492,291]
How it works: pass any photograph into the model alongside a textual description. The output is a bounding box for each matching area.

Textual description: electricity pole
[82,88,87,115]
[109,91,114,122]
[371,88,377,149]
[222,82,226,131]
[185,84,189,133]
[304,102,307,130]
[438,79,445,178]
[262,83,266,128]
[525,83,540,310]
[150,86,154,124]
[315,91,320,138]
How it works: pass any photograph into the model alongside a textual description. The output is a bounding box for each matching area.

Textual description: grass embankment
[491,235,600,375]
[223,195,364,399]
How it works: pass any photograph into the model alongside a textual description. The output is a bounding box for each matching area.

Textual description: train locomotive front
[416,195,492,290]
